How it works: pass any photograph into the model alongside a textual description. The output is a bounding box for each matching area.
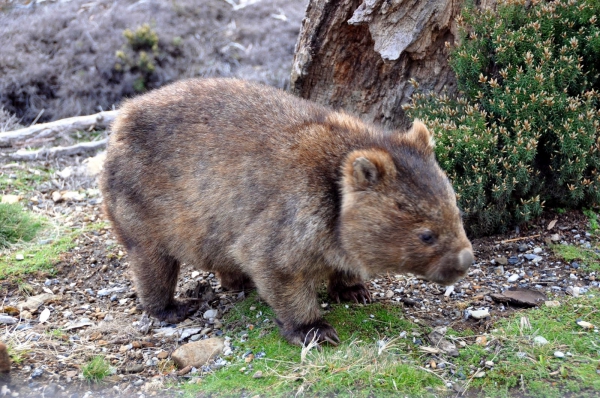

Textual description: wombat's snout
[457,248,474,271]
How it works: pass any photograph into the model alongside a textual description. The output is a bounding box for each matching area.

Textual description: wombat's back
[102,78,367,269]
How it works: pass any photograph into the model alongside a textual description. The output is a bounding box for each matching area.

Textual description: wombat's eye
[419,231,436,245]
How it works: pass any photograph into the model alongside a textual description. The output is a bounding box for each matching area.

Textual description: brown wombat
[0,342,10,382]
[100,78,473,346]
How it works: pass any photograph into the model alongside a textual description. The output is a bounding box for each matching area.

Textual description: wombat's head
[340,121,473,285]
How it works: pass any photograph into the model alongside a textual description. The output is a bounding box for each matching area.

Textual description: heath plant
[406,0,600,236]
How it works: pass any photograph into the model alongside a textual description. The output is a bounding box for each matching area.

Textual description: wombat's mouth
[422,248,474,286]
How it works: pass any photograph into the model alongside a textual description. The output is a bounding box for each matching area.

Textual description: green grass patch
[551,243,600,272]
[452,295,600,397]
[0,166,52,195]
[180,294,442,397]
[0,221,107,279]
[82,356,112,383]
[0,203,43,248]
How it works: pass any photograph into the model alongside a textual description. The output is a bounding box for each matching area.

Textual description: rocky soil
[0,143,598,397]
[0,1,599,397]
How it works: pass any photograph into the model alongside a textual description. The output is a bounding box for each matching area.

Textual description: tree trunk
[291,0,495,130]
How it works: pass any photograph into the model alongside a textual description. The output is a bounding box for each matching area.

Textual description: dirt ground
[0,1,599,397]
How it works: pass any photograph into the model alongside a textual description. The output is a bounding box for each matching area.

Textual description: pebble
[508,256,519,265]
[566,286,580,297]
[496,256,508,265]
[30,368,43,378]
[15,254,24,261]
[494,266,504,275]
[125,364,144,374]
[171,338,225,368]
[203,309,219,319]
[533,247,543,254]
[507,274,520,283]
[253,370,263,379]
[545,300,561,307]
[444,285,454,297]
[485,360,494,368]
[533,336,548,345]
[554,351,565,358]
[0,315,17,325]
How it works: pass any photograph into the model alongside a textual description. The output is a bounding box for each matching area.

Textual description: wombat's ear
[404,120,435,151]
[343,149,396,191]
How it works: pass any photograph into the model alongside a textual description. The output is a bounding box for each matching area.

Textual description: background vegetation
[406,0,600,236]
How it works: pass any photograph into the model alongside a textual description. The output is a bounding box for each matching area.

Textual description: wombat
[0,342,10,382]
[100,78,473,346]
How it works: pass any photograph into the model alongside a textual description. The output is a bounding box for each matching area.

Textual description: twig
[29,109,45,127]
[9,138,107,160]
[0,110,117,147]
[500,234,540,243]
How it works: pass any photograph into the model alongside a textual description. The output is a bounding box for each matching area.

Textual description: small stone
[245,354,254,363]
[171,338,225,368]
[15,254,24,261]
[252,370,263,379]
[554,351,565,358]
[475,336,487,346]
[566,286,580,297]
[518,244,528,252]
[496,256,508,265]
[484,360,494,368]
[125,364,144,374]
[444,285,454,297]
[385,290,394,298]
[473,371,486,378]
[533,247,543,254]
[508,256,519,265]
[468,309,490,319]
[157,351,169,360]
[507,274,520,283]
[31,368,43,378]
[494,266,504,275]
[1,194,21,204]
[203,309,219,319]
[576,319,595,329]
[533,336,548,345]
[550,234,560,242]
[0,315,17,325]
[545,301,561,308]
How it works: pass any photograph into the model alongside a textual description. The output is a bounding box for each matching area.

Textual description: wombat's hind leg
[217,270,255,292]
[276,319,340,346]
[130,247,197,324]
[328,270,371,304]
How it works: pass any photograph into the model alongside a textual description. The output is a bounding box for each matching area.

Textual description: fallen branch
[0,110,118,147]
[500,234,541,244]
[9,139,107,160]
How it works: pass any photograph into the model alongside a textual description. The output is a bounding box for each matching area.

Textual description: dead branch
[9,139,107,160]
[0,110,118,147]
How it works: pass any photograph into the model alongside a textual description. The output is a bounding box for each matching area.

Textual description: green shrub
[0,203,42,248]
[115,24,160,93]
[405,0,600,236]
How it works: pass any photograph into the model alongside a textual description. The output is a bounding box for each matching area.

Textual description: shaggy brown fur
[100,78,473,346]
[0,342,10,382]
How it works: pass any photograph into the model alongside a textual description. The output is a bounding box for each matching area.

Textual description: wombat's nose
[457,248,474,271]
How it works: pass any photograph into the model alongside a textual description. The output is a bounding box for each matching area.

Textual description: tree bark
[291,0,495,130]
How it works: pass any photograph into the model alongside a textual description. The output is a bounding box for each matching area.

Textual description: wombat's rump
[101,78,473,345]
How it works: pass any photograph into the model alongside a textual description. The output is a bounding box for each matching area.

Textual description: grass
[82,356,111,383]
[0,203,43,248]
[452,295,600,398]
[550,209,600,272]
[0,221,107,279]
[180,294,442,397]
[177,291,600,398]
[0,167,52,195]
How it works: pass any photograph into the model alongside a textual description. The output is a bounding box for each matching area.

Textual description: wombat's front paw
[152,299,199,324]
[328,282,372,304]
[278,320,340,346]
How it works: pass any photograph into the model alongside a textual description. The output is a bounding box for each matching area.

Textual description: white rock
[468,309,490,319]
[566,286,580,297]
[554,351,565,358]
[533,336,548,345]
[444,285,455,297]
[485,360,494,368]
[171,338,225,368]
[507,274,520,283]
[533,247,543,254]
[203,309,219,319]
[1,194,21,204]
[191,271,200,278]
[15,253,24,261]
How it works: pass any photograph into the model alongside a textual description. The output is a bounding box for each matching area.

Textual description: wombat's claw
[154,299,199,324]
[329,283,371,305]
[282,320,340,347]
